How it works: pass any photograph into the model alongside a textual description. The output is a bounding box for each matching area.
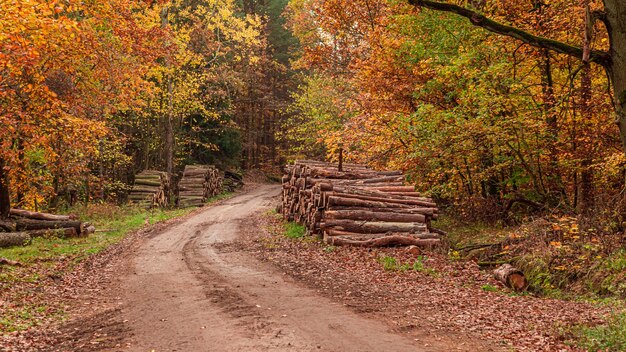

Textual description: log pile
[0,209,95,248]
[129,170,170,208]
[281,160,441,247]
[178,165,223,207]
[222,170,244,192]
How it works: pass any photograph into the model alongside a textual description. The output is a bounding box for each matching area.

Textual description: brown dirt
[4,184,489,351]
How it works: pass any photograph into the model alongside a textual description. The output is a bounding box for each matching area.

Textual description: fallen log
[0,219,16,232]
[493,264,527,291]
[325,229,440,239]
[26,227,78,238]
[0,232,31,248]
[9,208,73,221]
[15,219,83,234]
[328,235,440,247]
[327,196,412,209]
[321,219,427,233]
[323,210,426,223]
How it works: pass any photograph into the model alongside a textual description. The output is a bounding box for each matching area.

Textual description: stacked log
[281,160,441,247]
[222,170,244,192]
[0,209,95,248]
[129,170,170,208]
[178,165,223,207]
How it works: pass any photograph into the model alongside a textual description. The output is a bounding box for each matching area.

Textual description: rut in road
[120,184,466,351]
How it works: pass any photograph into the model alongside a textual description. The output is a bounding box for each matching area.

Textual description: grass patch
[571,312,626,351]
[0,205,195,264]
[378,255,436,274]
[284,222,306,239]
[0,198,226,333]
[481,284,499,292]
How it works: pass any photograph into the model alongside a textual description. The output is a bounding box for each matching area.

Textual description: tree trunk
[0,157,10,218]
[604,0,626,155]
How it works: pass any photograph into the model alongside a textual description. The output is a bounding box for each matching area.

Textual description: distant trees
[0,0,290,211]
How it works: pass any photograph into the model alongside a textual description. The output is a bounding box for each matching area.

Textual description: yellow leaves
[550,241,562,248]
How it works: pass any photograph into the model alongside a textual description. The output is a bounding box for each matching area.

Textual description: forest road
[120,184,456,352]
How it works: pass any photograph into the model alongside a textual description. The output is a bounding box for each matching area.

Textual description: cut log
[15,219,83,233]
[26,227,78,238]
[321,220,427,233]
[323,210,426,223]
[0,219,16,232]
[9,208,73,221]
[0,232,31,248]
[324,229,440,239]
[493,264,527,291]
[328,235,440,247]
[328,196,411,209]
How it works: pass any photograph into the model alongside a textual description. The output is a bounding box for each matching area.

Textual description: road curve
[120,184,443,352]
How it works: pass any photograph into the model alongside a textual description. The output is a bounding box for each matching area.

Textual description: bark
[325,229,439,239]
[25,227,79,238]
[0,157,10,219]
[9,208,73,221]
[328,235,440,247]
[15,219,83,234]
[321,219,427,233]
[0,232,31,248]
[324,209,426,223]
[0,219,16,232]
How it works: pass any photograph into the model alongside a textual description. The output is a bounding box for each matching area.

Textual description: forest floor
[0,183,620,351]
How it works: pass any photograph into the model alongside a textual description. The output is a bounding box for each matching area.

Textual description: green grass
[481,284,499,292]
[284,222,306,239]
[0,196,238,333]
[378,255,436,274]
[0,205,195,264]
[573,312,626,351]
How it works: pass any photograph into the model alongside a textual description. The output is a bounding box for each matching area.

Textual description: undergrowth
[440,213,626,350]
[569,312,626,351]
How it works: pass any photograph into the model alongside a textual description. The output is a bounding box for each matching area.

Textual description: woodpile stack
[129,170,170,208]
[178,165,223,207]
[281,160,441,247]
[222,170,244,192]
[0,209,95,248]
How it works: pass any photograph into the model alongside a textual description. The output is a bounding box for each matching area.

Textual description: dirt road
[119,184,460,351]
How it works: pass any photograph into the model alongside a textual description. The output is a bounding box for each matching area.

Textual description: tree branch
[408,0,612,67]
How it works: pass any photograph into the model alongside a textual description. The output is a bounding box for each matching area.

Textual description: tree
[407,0,626,156]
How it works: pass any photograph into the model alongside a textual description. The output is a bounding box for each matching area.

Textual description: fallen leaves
[241,213,612,352]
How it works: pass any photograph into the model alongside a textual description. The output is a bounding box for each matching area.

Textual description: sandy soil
[6,184,494,351]
[118,184,481,351]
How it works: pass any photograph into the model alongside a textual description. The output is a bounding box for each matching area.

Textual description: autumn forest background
[4,0,626,314]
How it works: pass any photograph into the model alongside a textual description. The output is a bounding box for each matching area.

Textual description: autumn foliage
[285,0,624,225]
[0,0,283,213]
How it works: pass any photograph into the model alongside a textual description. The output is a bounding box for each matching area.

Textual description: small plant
[379,255,435,274]
[380,255,398,270]
[323,245,336,253]
[284,222,306,239]
[481,284,499,292]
